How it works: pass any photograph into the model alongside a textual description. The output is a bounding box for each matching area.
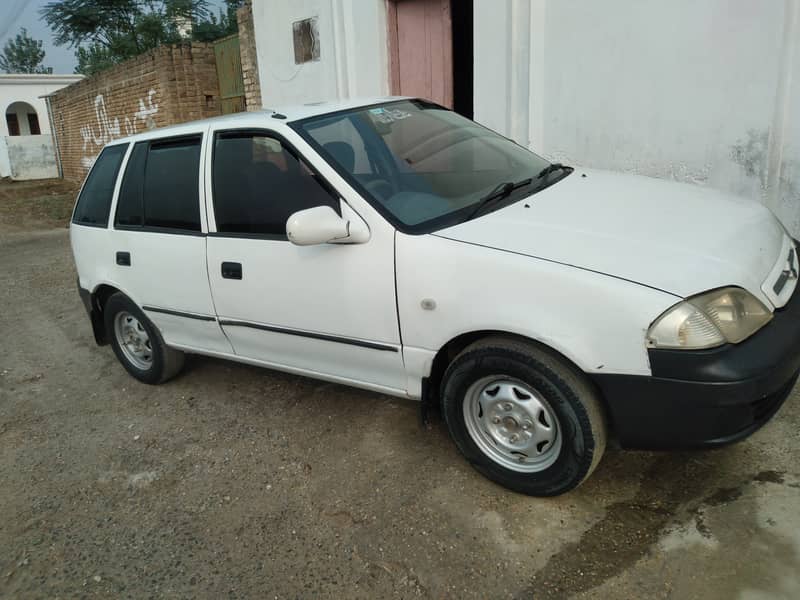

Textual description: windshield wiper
[535,162,569,180]
[465,177,533,221]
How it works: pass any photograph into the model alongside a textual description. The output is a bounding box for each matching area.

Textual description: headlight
[647,287,772,349]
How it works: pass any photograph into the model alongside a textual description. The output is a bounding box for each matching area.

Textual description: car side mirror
[286,205,369,246]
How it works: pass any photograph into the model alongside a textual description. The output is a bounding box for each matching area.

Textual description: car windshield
[294,100,564,233]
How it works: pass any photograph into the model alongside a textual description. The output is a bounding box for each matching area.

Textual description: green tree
[41,0,244,76]
[0,28,53,74]
[193,0,244,42]
[74,43,117,76]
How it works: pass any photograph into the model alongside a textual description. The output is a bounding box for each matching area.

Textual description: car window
[212,131,339,237]
[296,117,373,175]
[143,137,202,231]
[296,100,555,233]
[72,144,127,227]
[115,142,147,227]
[114,136,202,231]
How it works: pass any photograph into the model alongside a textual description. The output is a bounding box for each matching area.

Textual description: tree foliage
[0,28,53,74]
[194,0,243,41]
[40,0,244,75]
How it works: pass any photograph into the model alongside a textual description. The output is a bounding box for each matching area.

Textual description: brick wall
[50,43,221,181]
[237,2,263,111]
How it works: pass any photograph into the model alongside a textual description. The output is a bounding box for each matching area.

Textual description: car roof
[108,96,412,146]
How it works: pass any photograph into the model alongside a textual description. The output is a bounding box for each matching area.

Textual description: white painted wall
[474,0,800,235]
[251,0,389,107]
[0,137,10,178]
[0,75,81,180]
[0,75,83,136]
[3,135,59,180]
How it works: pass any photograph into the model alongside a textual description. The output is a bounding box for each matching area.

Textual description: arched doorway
[5,101,41,136]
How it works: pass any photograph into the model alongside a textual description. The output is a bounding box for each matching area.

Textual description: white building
[249,0,800,235]
[0,73,83,180]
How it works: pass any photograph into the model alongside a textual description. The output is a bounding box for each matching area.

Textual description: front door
[388,0,454,108]
[204,126,406,393]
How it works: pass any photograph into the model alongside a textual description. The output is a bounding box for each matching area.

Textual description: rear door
[110,131,232,354]
[204,126,405,393]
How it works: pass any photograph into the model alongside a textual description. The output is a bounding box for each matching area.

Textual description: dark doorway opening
[451,0,473,119]
[6,113,20,136]
[28,113,41,135]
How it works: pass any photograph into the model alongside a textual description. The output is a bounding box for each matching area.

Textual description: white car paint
[70,97,794,402]
[437,168,786,307]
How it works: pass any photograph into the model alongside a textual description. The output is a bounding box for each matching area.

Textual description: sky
[0,0,227,74]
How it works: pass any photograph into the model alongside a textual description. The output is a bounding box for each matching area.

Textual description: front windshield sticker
[369,107,412,124]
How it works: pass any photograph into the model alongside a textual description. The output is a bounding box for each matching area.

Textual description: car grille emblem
[787,248,798,279]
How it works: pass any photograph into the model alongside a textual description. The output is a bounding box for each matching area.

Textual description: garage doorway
[387,0,473,118]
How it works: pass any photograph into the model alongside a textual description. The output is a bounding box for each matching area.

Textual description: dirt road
[1,198,799,598]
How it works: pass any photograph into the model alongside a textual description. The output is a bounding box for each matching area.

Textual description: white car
[70,97,799,496]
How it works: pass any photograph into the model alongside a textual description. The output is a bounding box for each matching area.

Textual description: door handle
[221,261,242,280]
[116,251,131,266]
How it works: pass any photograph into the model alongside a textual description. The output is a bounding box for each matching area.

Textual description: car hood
[435,169,785,302]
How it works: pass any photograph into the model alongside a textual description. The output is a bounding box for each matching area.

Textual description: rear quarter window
[115,142,148,227]
[72,144,128,227]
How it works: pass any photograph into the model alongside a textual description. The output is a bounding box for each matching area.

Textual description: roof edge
[0,74,85,84]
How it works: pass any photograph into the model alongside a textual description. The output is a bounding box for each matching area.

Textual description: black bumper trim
[77,280,107,345]
[592,370,797,449]
[218,319,400,353]
[143,305,216,322]
[593,285,800,449]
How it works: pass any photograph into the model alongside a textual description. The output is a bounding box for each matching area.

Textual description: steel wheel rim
[463,376,562,473]
[113,311,153,370]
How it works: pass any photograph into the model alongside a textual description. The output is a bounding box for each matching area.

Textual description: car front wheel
[441,337,607,496]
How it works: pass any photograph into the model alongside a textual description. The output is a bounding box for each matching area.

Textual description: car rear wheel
[441,337,607,496]
[104,292,184,384]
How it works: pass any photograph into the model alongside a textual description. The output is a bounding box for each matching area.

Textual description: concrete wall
[1,135,59,180]
[474,0,800,235]
[773,1,800,235]
[0,75,84,137]
[251,0,389,107]
[0,137,10,177]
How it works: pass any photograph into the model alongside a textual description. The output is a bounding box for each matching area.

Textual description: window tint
[72,144,127,227]
[115,142,147,227]
[299,117,372,174]
[298,100,553,231]
[143,137,202,231]
[212,132,339,236]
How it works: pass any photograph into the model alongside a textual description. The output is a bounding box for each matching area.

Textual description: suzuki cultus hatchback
[71,98,800,496]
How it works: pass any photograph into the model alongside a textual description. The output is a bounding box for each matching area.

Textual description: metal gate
[214,34,246,114]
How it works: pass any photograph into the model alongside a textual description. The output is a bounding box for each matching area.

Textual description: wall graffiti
[79,89,159,169]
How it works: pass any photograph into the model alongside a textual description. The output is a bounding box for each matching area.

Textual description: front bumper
[592,282,800,449]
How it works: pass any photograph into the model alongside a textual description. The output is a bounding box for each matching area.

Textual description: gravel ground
[1,197,799,599]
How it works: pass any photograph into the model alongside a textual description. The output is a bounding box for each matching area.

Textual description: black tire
[103,292,185,384]
[441,336,607,496]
